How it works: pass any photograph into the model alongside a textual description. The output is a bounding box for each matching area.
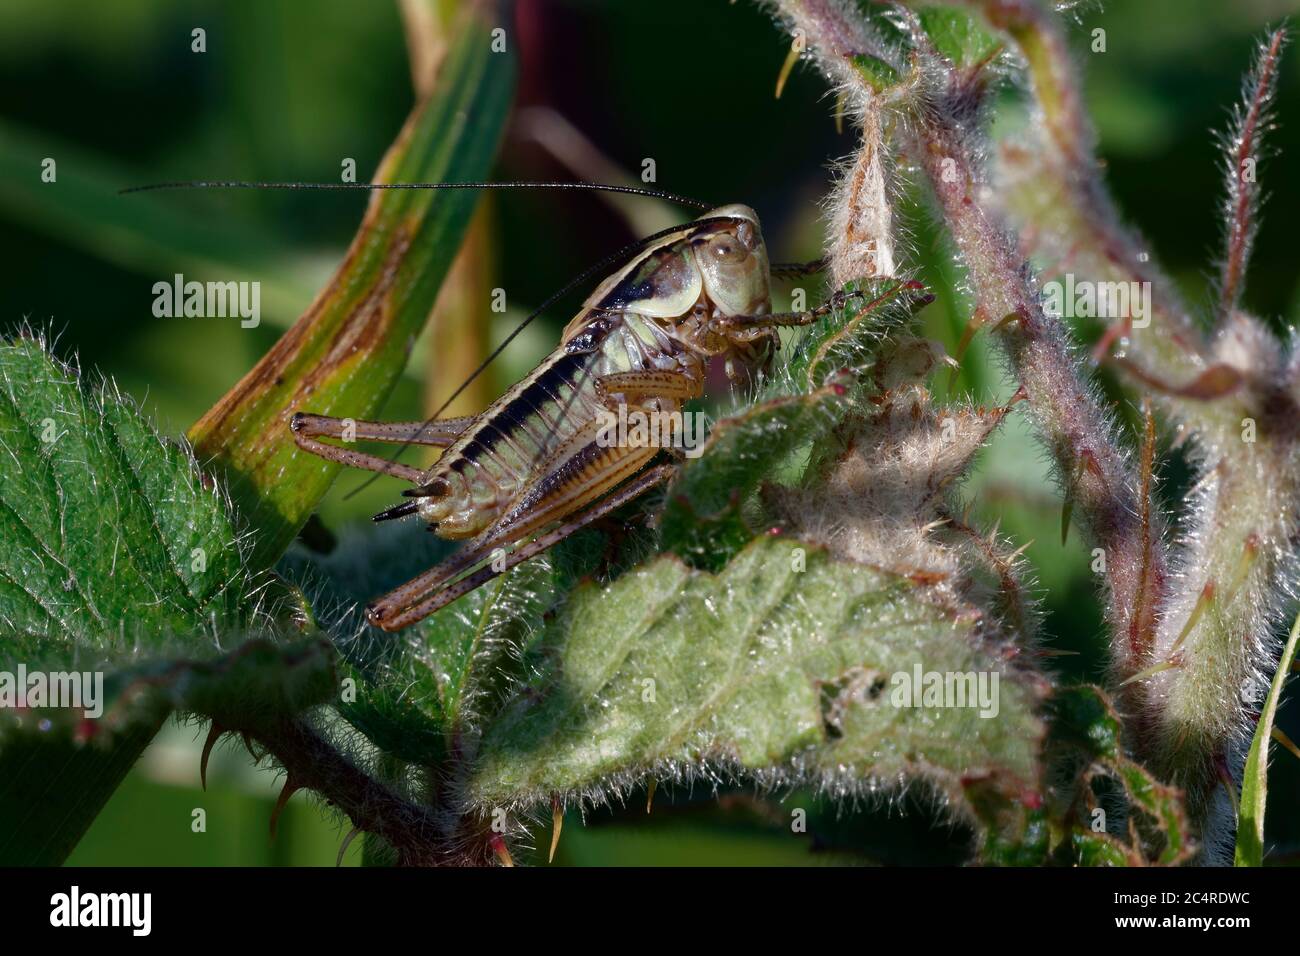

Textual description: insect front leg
[709,288,869,344]
[288,412,475,482]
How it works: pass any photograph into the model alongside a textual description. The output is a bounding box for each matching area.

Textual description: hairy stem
[252,717,451,866]
[979,0,1206,384]
[1219,28,1286,318]
[938,2,1297,858]
[905,69,1166,681]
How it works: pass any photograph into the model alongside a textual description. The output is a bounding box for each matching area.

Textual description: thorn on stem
[336,826,361,867]
[990,310,1024,335]
[646,779,657,814]
[1272,726,1300,762]
[549,798,563,864]
[239,731,261,762]
[1119,655,1181,688]
[775,30,806,99]
[1171,581,1217,657]
[200,722,224,791]
[1224,533,1261,605]
[271,778,301,840]
[1060,451,1099,546]
[948,309,987,391]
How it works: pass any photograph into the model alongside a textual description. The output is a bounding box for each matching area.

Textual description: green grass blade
[1235,607,1300,866]
[188,10,515,570]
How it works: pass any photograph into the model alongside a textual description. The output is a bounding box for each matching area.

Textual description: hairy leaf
[0,336,245,639]
[465,536,1047,829]
[282,516,608,768]
[660,279,933,569]
[0,337,329,863]
[659,377,853,570]
[1039,685,1192,866]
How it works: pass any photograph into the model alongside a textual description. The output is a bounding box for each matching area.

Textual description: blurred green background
[3,0,1299,865]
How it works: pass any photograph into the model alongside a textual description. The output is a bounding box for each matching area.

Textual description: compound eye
[735,220,756,249]
[707,233,750,263]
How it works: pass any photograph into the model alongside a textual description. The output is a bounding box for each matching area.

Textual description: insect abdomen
[415,312,677,538]
[415,357,589,536]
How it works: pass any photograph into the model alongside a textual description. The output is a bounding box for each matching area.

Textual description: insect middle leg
[594,369,704,404]
[289,412,475,482]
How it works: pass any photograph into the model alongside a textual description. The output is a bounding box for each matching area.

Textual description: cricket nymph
[407,204,773,539]
[290,202,846,630]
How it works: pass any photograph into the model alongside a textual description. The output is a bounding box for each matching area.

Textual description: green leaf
[659,377,852,569]
[1070,830,1135,867]
[344,556,562,767]
[784,278,932,390]
[1235,608,1300,866]
[915,6,1002,69]
[0,336,331,864]
[0,335,245,638]
[1117,761,1190,865]
[465,536,1047,826]
[849,53,902,93]
[1043,686,1191,866]
[282,517,603,768]
[188,12,516,570]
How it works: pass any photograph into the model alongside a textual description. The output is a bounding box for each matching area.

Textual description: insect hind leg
[366,463,675,631]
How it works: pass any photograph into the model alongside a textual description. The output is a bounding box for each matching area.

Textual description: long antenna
[122,177,724,500]
[119,179,714,210]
